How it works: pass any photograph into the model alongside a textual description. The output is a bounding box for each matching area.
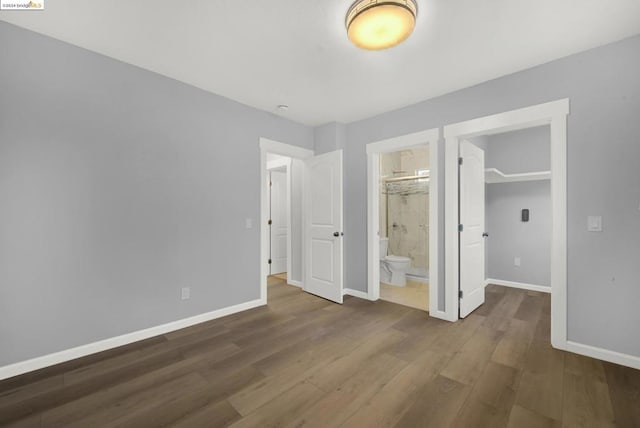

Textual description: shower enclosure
[380,148,430,281]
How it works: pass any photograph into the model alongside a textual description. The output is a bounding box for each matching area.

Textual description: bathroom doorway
[366,129,440,315]
[379,147,430,310]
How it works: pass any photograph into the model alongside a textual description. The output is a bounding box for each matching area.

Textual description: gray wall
[484,127,551,287]
[2,20,640,367]
[313,122,346,155]
[486,126,550,173]
[487,181,551,286]
[344,34,640,357]
[0,22,313,366]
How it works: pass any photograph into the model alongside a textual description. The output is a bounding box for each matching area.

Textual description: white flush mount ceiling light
[346,0,418,50]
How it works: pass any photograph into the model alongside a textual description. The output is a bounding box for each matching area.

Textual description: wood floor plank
[41,356,212,427]
[506,404,561,428]
[473,286,505,317]
[564,352,607,382]
[394,375,472,428]
[468,361,521,410]
[2,279,638,428]
[440,326,504,386]
[251,332,354,377]
[342,350,452,428]
[453,399,510,428]
[0,349,185,426]
[491,318,536,369]
[60,372,209,428]
[429,313,485,355]
[562,371,616,428]
[603,361,640,428]
[228,381,324,428]
[2,414,41,428]
[0,374,64,407]
[514,343,565,422]
[513,293,544,323]
[285,352,407,428]
[482,287,526,332]
[304,328,407,392]
[227,336,356,417]
[169,399,241,428]
[451,361,521,428]
[0,336,168,395]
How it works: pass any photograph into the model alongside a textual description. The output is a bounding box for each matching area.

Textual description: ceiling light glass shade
[346,0,418,50]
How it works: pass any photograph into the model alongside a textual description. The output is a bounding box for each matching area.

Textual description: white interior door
[459,140,486,317]
[304,150,343,303]
[269,169,288,274]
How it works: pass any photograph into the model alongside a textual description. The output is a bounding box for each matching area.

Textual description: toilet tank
[380,237,389,259]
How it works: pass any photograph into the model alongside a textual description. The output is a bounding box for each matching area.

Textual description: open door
[459,140,485,317]
[304,150,343,303]
[269,169,288,274]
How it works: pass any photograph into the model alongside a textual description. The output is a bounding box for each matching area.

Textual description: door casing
[259,138,314,304]
[443,100,569,352]
[366,129,440,315]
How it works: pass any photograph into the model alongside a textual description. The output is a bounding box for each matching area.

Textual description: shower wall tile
[380,147,430,271]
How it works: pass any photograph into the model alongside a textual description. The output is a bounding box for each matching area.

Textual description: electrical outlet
[181,287,190,300]
[514,257,521,267]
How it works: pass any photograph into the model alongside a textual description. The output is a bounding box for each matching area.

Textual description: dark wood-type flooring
[1,277,639,427]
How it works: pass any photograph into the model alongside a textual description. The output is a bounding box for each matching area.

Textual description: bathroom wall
[0,22,313,367]
[380,147,430,275]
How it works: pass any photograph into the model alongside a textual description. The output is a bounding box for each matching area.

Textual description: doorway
[267,155,290,279]
[259,139,345,305]
[366,129,440,315]
[378,146,430,311]
[443,99,569,350]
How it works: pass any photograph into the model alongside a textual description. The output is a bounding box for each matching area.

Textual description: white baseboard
[566,340,640,371]
[287,280,303,288]
[0,298,265,381]
[486,278,551,294]
[343,288,371,300]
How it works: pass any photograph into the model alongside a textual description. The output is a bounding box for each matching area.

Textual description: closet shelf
[485,168,551,184]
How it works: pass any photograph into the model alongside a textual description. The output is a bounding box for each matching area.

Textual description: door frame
[366,128,441,315]
[267,159,291,276]
[259,138,314,304]
[443,99,569,350]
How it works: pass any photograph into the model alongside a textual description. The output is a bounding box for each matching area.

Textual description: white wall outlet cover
[587,216,602,232]
[514,257,521,267]
[181,287,190,300]
[245,218,253,229]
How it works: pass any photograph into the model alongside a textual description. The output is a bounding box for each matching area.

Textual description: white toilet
[379,237,412,287]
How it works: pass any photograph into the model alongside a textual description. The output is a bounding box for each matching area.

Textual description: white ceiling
[2,0,640,126]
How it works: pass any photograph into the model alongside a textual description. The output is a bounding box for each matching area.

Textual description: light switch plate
[514,257,521,267]
[587,216,602,232]
[245,218,253,229]
[181,287,190,300]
